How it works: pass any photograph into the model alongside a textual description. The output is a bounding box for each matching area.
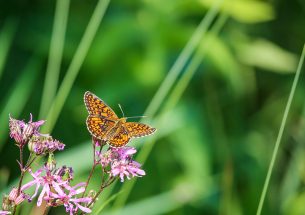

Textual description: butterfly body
[84,91,156,148]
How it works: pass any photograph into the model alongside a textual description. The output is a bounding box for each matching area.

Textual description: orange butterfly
[84,91,156,148]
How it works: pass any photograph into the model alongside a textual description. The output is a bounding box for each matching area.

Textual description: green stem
[13,147,26,215]
[256,44,305,215]
[82,139,98,197]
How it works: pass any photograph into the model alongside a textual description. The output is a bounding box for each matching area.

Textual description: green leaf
[200,0,275,23]
[205,33,247,93]
[236,39,298,73]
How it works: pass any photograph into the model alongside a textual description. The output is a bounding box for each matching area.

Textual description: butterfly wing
[124,122,156,138]
[109,126,130,148]
[86,116,116,141]
[84,91,118,119]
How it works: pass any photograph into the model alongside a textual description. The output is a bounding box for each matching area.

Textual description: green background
[0,0,305,214]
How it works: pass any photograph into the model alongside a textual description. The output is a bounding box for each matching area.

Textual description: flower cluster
[21,164,91,214]
[98,147,145,182]
[28,134,65,155]
[9,114,65,155]
[1,114,91,215]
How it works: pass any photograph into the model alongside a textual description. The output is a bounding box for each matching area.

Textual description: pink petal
[37,185,49,206]
[21,180,37,191]
[0,211,11,215]
[75,202,92,213]
[71,197,91,203]
[74,187,85,195]
[52,182,65,196]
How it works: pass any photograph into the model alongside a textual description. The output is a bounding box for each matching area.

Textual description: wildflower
[111,160,145,182]
[0,210,11,215]
[99,147,145,182]
[48,183,92,215]
[21,167,67,206]
[9,114,44,146]
[112,147,137,160]
[28,134,65,156]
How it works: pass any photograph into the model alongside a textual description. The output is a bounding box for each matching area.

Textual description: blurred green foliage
[0,0,305,214]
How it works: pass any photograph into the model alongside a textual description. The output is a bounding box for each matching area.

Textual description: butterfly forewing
[84,91,118,119]
[86,115,116,141]
[124,122,156,138]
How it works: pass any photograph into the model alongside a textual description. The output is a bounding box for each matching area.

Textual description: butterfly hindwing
[109,126,130,148]
[84,91,118,119]
[124,122,156,138]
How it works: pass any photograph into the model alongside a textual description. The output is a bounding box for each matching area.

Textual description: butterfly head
[119,118,127,123]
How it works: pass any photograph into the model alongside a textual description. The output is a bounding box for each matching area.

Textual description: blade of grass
[0,18,17,79]
[256,44,305,215]
[112,8,227,210]
[42,0,111,133]
[144,0,224,117]
[0,57,41,151]
[39,0,70,119]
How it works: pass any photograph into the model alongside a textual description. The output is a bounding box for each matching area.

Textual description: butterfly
[84,91,156,148]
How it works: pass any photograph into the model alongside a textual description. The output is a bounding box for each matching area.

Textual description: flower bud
[9,114,45,147]
[8,188,18,202]
[14,194,27,205]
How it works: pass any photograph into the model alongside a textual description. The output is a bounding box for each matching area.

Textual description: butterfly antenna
[125,116,147,119]
[118,104,125,118]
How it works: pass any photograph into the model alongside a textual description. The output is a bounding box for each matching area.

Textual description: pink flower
[112,147,137,159]
[9,114,45,146]
[21,167,67,206]
[48,183,92,215]
[0,211,11,215]
[99,147,145,182]
[111,160,145,182]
